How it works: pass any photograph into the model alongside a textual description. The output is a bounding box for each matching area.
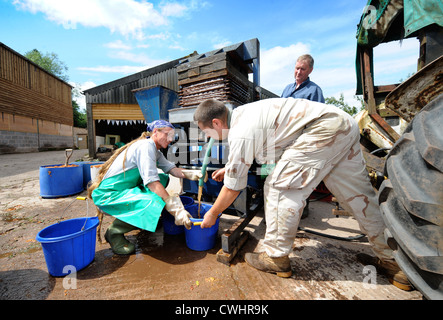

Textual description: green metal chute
[355,0,443,94]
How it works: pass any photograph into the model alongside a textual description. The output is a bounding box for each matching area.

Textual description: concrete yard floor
[0,150,423,301]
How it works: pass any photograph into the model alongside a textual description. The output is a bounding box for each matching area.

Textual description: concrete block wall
[0,130,74,154]
[0,112,74,154]
[0,130,38,153]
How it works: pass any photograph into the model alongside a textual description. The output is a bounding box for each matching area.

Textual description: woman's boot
[104,219,136,255]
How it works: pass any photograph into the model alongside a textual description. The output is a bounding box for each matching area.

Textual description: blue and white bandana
[146,120,174,133]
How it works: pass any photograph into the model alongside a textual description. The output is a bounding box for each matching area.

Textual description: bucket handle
[76,197,90,231]
[192,213,222,226]
[59,196,90,231]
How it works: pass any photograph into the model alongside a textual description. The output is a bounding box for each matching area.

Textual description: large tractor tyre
[379,93,443,300]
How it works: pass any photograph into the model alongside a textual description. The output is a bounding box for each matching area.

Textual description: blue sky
[0,0,419,110]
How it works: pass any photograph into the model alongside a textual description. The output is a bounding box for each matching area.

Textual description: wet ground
[0,150,423,301]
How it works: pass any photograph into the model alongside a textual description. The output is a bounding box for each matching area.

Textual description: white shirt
[103,138,176,186]
[224,98,352,191]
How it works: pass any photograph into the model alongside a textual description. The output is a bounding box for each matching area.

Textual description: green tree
[73,100,87,128]
[24,49,69,82]
[325,93,363,116]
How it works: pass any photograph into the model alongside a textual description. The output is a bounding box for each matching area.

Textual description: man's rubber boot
[356,253,413,291]
[104,219,136,255]
[245,252,292,278]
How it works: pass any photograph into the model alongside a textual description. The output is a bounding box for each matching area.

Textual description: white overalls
[223,98,392,260]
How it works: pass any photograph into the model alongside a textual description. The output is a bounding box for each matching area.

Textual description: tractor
[355,0,442,299]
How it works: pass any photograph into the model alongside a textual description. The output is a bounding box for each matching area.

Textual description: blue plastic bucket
[162,196,197,235]
[185,203,219,251]
[39,164,83,198]
[36,217,99,277]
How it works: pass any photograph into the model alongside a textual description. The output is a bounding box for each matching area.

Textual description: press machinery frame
[168,39,264,264]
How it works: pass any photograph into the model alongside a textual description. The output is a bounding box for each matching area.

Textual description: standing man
[281,54,325,103]
[193,98,411,291]
[281,54,325,218]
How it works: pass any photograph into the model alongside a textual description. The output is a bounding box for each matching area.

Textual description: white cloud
[330,89,362,109]
[110,51,167,66]
[373,38,418,58]
[13,0,169,40]
[70,81,97,110]
[12,0,210,40]
[77,65,148,74]
[104,40,132,51]
[146,32,171,41]
[314,66,356,91]
[374,56,417,76]
[160,2,188,17]
[212,40,232,50]
[373,39,419,84]
[79,81,97,91]
[86,38,168,78]
[169,44,187,51]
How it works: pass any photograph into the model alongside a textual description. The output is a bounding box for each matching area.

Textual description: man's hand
[211,168,225,182]
[200,186,240,228]
[201,210,219,228]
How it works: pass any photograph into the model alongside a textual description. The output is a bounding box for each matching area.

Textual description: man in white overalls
[194,98,411,291]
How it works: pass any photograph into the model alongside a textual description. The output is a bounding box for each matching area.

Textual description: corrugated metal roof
[84,58,183,104]
[83,38,268,105]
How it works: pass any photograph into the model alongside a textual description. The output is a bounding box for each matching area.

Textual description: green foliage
[24,48,88,128]
[73,100,87,128]
[24,49,69,82]
[325,93,364,116]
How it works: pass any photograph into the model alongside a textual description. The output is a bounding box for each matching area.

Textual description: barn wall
[0,44,73,125]
[0,43,74,154]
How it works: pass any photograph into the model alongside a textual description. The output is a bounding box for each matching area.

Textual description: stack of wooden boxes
[176,51,251,108]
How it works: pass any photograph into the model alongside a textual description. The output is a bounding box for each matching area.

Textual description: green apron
[92,168,169,232]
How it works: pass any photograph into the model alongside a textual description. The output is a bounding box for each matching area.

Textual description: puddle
[135,230,165,252]
[0,243,41,259]
[0,251,12,259]
[2,205,25,222]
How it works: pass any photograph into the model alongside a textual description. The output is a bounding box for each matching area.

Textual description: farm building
[84,38,277,159]
[84,54,183,159]
[0,42,73,154]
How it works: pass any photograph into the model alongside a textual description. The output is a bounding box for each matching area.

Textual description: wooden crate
[177,51,251,108]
